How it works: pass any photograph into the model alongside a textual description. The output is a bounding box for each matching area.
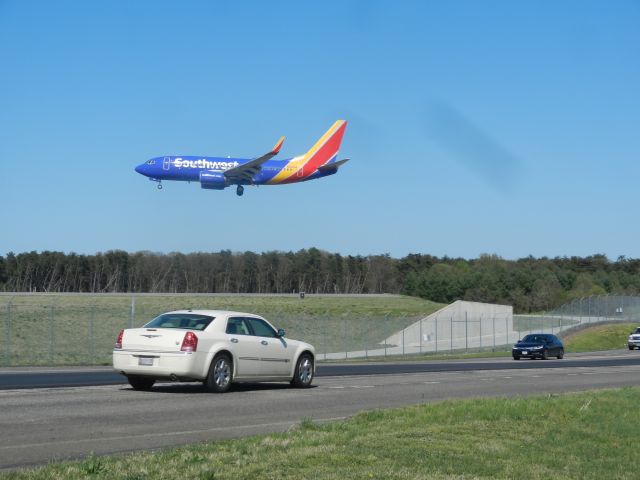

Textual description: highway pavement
[2,350,640,389]
[1,351,639,470]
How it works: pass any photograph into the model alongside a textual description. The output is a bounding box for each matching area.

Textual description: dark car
[512,333,564,360]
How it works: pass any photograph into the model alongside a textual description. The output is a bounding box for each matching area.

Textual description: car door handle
[230,338,239,343]
[261,340,268,345]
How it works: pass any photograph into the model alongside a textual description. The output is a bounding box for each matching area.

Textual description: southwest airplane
[135,120,348,196]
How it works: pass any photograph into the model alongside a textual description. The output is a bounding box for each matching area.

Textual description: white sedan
[113,310,315,393]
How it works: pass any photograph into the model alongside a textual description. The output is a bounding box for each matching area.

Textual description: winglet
[272,136,285,155]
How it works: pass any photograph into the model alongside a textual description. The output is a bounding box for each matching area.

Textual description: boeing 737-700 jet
[135,120,348,196]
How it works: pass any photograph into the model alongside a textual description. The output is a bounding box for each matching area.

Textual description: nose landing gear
[236,185,244,196]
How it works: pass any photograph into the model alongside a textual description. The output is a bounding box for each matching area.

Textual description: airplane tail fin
[267,120,347,184]
[300,120,347,172]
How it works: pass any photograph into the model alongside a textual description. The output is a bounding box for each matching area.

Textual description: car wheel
[513,355,520,360]
[128,375,155,390]
[205,353,233,393]
[291,353,314,388]
[540,350,548,360]
[557,349,564,359]
[629,346,635,350]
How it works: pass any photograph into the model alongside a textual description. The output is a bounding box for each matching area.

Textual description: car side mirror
[277,328,286,338]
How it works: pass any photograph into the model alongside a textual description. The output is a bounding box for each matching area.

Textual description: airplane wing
[224,136,285,183]
[317,158,349,173]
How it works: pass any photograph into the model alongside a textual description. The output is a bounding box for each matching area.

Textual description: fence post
[323,317,327,361]
[90,304,95,364]
[505,315,508,348]
[450,315,453,352]
[492,315,496,351]
[479,314,483,350]
[435,315,438,354]
[465,311,468,353]
[364,321,368,360]
[49,305,55,363]
[402,327,405,357]
[419,317,423,354]
[344,315,348,360]
[129,296,136,329]
[384,314,388,358]
[4,304,11,366]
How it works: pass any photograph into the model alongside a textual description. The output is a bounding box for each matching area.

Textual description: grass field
[2,387,638,479]
[0,294,444,366]
[563,322,637,352]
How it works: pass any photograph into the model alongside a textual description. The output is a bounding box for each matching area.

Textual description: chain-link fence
[512,295,640,340]
[0,295,637,366]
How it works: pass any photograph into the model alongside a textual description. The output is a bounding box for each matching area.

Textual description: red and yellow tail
[268,120,347,184]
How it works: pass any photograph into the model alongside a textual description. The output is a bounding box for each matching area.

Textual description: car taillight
[181,331,198,352]
[115,329,124,349]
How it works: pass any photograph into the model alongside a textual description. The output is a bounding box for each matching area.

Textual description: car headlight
[532,345,543,349]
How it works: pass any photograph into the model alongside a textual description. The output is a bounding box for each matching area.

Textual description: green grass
[0,294,444,366]
[563,322,637,352]
[2,387,638,479]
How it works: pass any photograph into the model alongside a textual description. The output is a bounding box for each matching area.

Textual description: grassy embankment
[563,322,637,352]
[0,294,444,366]
[2,387,638,479]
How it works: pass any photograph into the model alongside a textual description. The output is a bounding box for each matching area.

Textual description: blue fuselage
[135,155,335,186]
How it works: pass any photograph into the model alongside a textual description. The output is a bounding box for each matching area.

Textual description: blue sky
[1,0,639,259]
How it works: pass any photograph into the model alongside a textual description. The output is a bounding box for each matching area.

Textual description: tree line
[1,250,639,313]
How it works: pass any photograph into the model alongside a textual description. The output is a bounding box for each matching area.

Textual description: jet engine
[199,171,227,190]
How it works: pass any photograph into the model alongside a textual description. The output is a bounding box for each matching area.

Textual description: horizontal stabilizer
[317,158,349,173]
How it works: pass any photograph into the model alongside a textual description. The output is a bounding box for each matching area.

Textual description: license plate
[522,351,528,355]
[138,357,154,366]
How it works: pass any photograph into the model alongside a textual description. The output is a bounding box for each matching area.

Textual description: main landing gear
[236,185,244,197]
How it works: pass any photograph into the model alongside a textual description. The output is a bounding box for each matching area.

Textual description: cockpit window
[146,159,156,165]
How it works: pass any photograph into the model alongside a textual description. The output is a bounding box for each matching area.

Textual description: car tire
[541,350,548,360]
[128,375,155,390]
[205,353,233,393]
[557,350,564,359]
[513,355,520,360]
[629,346,635,350]
[291,353,314,388]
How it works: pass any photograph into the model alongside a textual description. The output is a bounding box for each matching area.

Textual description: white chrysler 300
[113,310,315,393]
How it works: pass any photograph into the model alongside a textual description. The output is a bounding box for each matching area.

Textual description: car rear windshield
[143,313,214,331]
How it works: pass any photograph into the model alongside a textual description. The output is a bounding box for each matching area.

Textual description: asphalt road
[1,350,640,389]
[1,351,640,470]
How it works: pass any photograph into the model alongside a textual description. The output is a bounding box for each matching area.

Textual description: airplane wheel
[236,185,244,196]
[157,184,163,190]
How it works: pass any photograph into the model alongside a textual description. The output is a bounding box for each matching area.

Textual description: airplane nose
[135,164,145,174]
